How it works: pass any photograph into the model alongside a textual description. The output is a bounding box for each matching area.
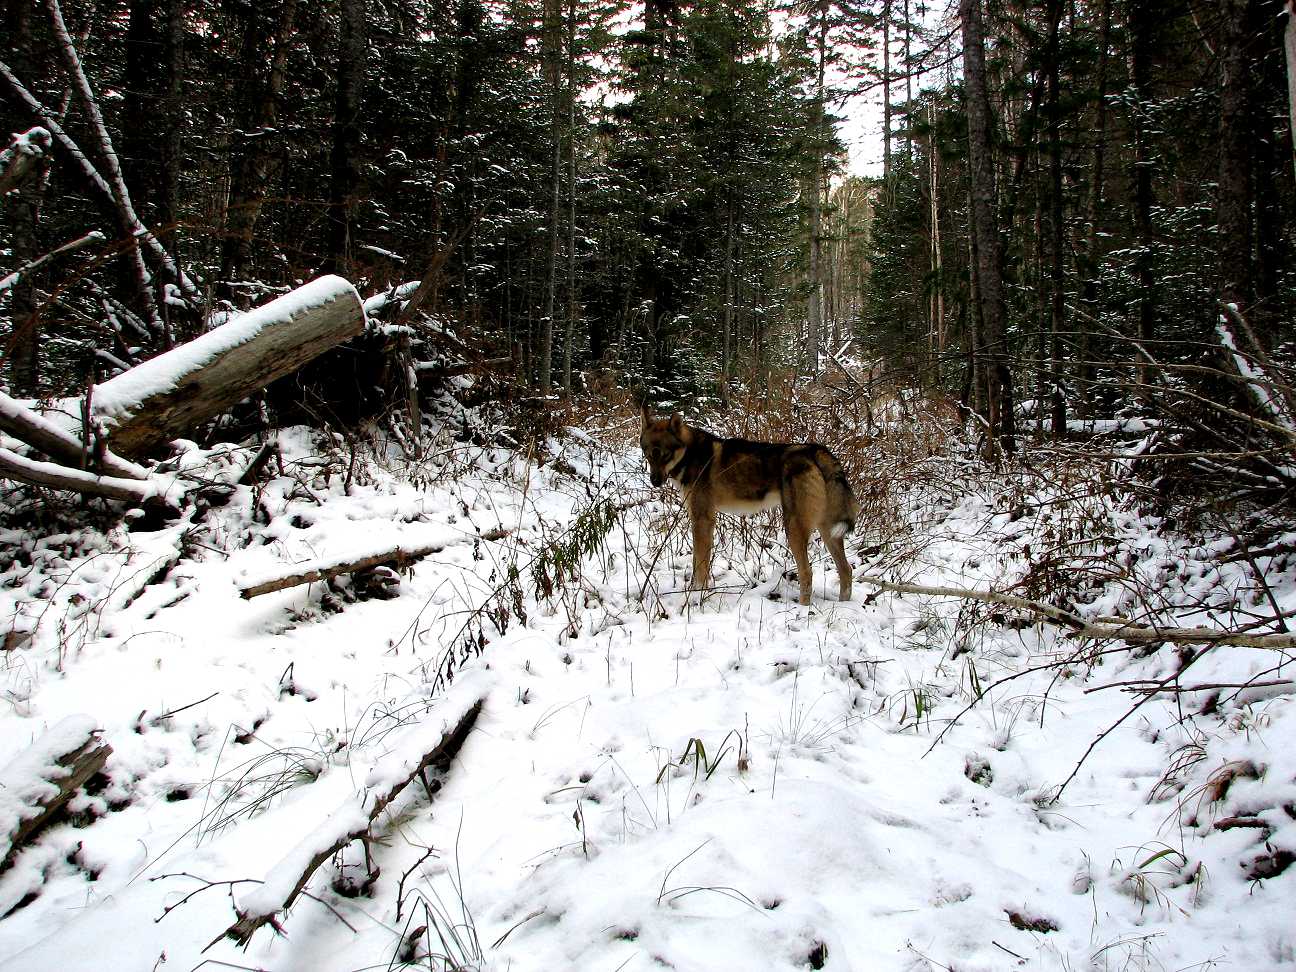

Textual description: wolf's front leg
[688,509,715,595]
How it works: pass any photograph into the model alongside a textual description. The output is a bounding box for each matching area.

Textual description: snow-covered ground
[1,415,1293,971]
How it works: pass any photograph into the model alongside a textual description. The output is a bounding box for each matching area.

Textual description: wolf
[639,405,859,605]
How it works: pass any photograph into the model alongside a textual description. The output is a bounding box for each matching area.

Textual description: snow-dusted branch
[90,276,365,457]
[856,573,1296,650]
[0,230,105,301]
[0,446,157,503]
[0,389,146,480]
[1216,302,1296,445]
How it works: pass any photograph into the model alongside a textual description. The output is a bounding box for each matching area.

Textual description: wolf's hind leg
[823,528,852,601]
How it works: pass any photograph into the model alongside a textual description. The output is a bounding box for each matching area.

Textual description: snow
[90,275,362,424]
[0,715,98,855]
[0,417,1292,971]
[0,126,51,171]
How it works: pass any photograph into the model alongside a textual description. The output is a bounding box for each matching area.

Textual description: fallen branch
[855,573,1296,650]
[239,541,446,600]
[0,390,146,480]
[0,445,157,504]
[219,683,487,947]
[239,529,509,599]
[1,715,111,872]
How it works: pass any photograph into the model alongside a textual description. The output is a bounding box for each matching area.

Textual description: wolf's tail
[812,447,859,539]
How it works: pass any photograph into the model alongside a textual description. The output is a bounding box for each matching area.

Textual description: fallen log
[856,573,1296,650]
[1,715,111,873]
[239,540,447,600]
[0,389,146,480]
[92,276,365,458]
[238,528,510,599]
[219,681,487,947]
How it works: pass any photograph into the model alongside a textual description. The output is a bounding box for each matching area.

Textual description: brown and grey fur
[640,406,859,605]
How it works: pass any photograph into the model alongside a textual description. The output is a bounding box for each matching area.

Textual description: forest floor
[0,398,1293,972]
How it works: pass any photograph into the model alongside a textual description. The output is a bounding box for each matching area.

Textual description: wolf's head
[639,405,690,487]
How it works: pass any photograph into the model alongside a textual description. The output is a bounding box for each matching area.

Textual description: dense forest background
[3,0,1295,473]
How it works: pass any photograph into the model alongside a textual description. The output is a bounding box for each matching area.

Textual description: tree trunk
[94,277,365,457]
[538,0,562,395]
[220,0,298,297]
[1286,1,1296,182]
[1044,0,1066,439]
[721,194,736,400]
[321,0,366,276]
[805,6,828,377]
[882,0,892,178]
[1130,0,1157,381]
[1078,0,1112,419]
[123,0,182,236]
[562,0,578,394]
[960,0,1014,455]
[1218,0,1253,312]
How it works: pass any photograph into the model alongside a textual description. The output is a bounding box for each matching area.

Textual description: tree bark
[563,0,579,394]
[1130,0,1157,381]
[1044,0,1066,439]
[1077,0,1112,419]
[882,0,892,178]
[1286,1,1296,182]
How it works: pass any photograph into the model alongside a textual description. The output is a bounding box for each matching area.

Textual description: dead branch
[220,696,484,947]
[0,390,145,480]
[238,540,449,599]
[236,439,279,486]
[855,573,1296,649]
[1,721,111,872]
[239,528,510,599]
[0,446,156,503]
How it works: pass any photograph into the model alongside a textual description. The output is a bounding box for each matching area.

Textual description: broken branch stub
[92,276,365,458]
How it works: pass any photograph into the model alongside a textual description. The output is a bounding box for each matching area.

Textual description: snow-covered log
[0,390,146,480]
[93,276,365,458]
[238,539,447,599]
[221,680,487,947]
[238,528,510,599]
[0,716,111,872]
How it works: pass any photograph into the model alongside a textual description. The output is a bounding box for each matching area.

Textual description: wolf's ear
[669,413,684,435]
[640,402,651,428]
